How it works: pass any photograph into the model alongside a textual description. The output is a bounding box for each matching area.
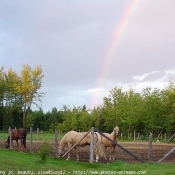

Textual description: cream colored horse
[59,130,103,162]
[101,126,119,160]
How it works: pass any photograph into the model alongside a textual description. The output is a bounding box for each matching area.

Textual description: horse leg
[21,138,25,151]
[109,146,113,160]
[16,139,19,147]
[15,139,20,151]
[66,143,71,160]
[19,139,23,151]
[23,137,26,148]
[103,146,107,160]
[112,146,115,160]
[74,147,79,161]
[109,146,115,160]
[94,146,99,163]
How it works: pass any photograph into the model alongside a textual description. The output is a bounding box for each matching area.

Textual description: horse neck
[59,139,66,151]
[111,130,116,141]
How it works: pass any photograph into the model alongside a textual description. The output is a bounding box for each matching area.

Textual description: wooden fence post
[89,127,94,163]
[8,127,12,149]
[134,131,136,141]
[120,132,123,139]
[137,133,140,141]
[30,127,33,152]
[37,128,39,139]
[148,132,153,162]
[55,130,58,158]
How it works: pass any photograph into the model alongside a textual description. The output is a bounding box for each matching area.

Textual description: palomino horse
[59,130,103,162]
[101,126,119,160]
[5,128,27,151]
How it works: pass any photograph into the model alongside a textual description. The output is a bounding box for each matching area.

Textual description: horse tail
[95,132,104,157]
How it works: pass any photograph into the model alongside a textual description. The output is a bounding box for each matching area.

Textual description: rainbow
[91,0,141,108]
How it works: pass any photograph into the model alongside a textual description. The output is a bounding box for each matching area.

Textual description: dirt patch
[1,139,175,164]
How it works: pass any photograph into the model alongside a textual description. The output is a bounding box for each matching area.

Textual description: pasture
[0,131,175,175]
[0,148,175,175]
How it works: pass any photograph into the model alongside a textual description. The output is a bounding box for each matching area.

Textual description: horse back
[60,131,89,147]
[11,128,27,139]
[17,128,27,138]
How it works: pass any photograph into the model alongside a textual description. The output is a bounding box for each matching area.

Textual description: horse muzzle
[58,149,62,157]
[5,142,9,149]
[115,134,119,137]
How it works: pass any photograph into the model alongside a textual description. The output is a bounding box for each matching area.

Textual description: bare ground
[1,139,175,164]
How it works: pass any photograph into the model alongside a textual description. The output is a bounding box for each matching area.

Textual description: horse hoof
[94,159,99,163]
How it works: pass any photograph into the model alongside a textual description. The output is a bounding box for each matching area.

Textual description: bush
[38,140,53,161]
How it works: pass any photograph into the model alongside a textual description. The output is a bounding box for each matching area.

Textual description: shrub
[38,140,53,161]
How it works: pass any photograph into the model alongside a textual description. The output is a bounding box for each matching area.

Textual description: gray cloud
[1,0,175,111]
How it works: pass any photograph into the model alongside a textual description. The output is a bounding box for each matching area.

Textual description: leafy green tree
[161,81,175,134]
[14,65,44,128]
[80,105,92,131]
[141,87,164,135]
[2,68,21,129]
[48,107,63,131]
[0,67,5,106]
[102,87,128,132]
[57,105,73,132]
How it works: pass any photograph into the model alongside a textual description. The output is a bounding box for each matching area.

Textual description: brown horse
[101,126,119,160]
[59,130,103,162]
[5,128,27,151]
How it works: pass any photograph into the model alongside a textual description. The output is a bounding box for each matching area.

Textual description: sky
[1,0,175,112]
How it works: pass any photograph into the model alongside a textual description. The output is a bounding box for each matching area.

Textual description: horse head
[5,136,10,149]
[113,126,119,137]
[58,146,63,157]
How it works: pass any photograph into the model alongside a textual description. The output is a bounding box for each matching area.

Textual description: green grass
[0,131,64,141]
[0,131,9,140]
[0,148,175,175]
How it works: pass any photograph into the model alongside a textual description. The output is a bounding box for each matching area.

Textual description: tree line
[0,65,44,129]
[0,65,175,139]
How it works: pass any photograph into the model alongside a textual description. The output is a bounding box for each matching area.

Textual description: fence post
[37,128,39,139]
[148,132,152,162]
[55,130,58,158]
[30,127,33,152]
[89,127,94,163]
[134,131,136,141]
[137,133,140,141]
[8,127,12,149]
[130,132,132,139]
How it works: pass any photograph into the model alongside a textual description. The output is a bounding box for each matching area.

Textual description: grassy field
[0,148,175,175]
[0,130,64,141]
[1,131,175,175]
